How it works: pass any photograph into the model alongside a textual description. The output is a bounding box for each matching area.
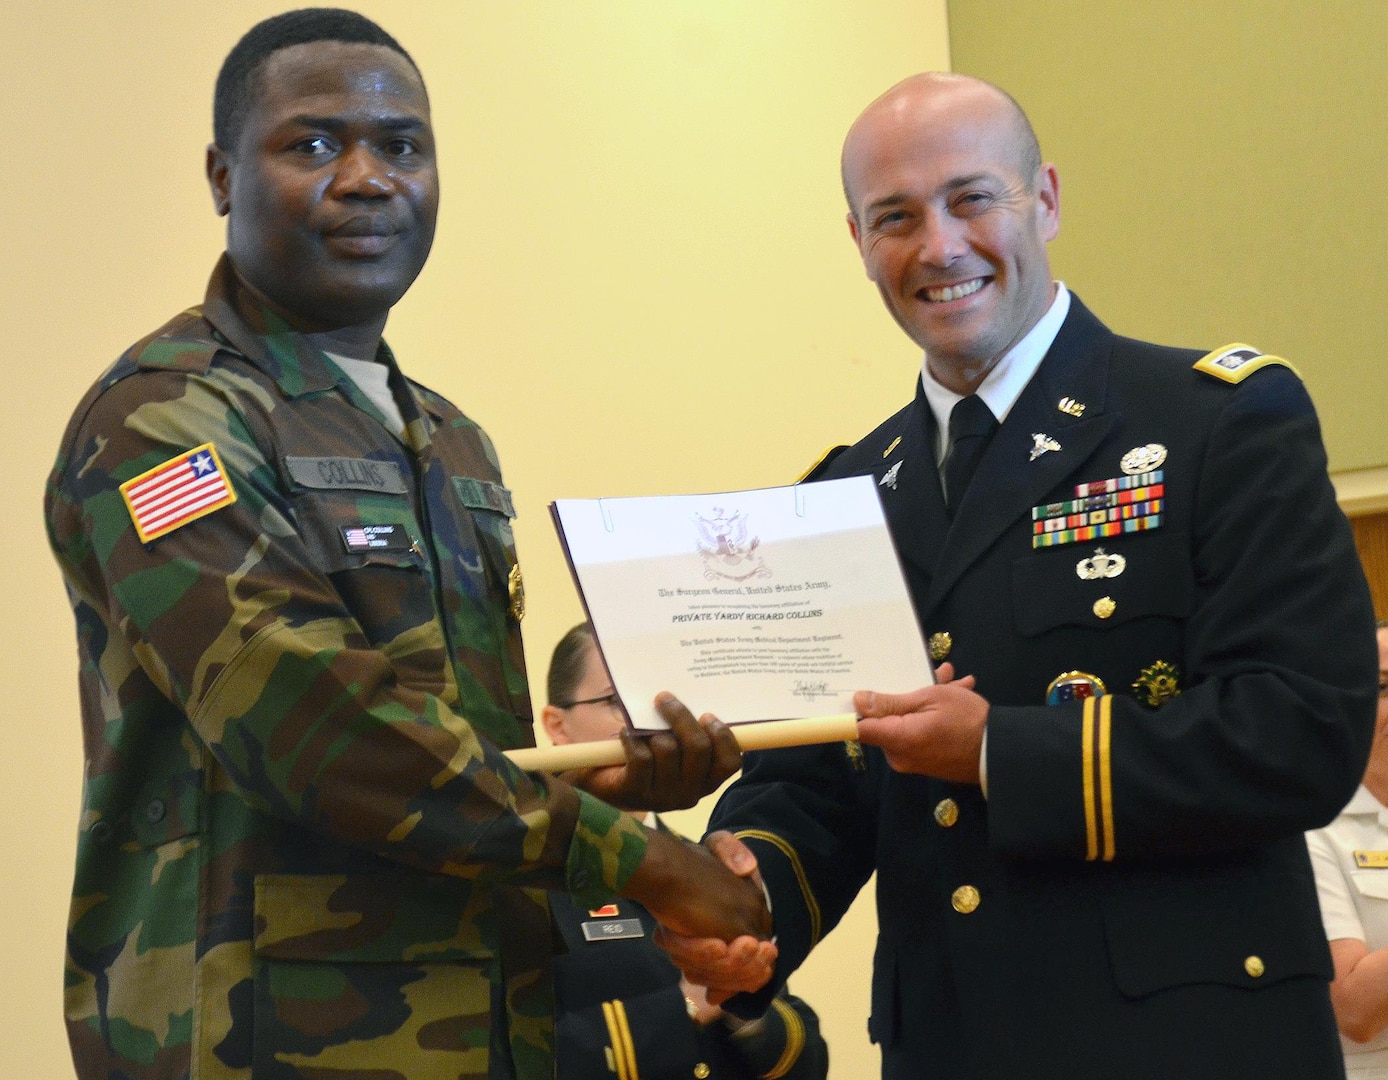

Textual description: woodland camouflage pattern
[46,256,650,1079]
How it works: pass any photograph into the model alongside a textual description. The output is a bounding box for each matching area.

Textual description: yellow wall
[948,0,1388,474]
[0,3,949,1077]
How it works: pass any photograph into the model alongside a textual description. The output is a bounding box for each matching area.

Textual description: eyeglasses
[555,692,622,711]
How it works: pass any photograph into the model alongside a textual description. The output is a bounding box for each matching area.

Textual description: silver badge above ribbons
[1121,443,1167,474]
[1076,547,1126,580]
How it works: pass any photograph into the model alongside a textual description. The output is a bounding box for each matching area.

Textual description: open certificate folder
[546,475,933,739]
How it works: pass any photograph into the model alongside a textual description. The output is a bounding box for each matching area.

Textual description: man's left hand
[564,693,741,811]
[855,668,987,784]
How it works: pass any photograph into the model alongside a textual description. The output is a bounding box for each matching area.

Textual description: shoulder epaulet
[132,307,221,375]
[1192,343,1301,384]
[796,445,849,484]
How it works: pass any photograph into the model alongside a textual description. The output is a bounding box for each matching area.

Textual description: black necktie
[944,395,998,514]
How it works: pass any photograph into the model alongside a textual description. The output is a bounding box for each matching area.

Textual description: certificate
[550,475,933,731]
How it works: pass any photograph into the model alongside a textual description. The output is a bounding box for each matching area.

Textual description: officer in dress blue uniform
[663,72,1378,1080]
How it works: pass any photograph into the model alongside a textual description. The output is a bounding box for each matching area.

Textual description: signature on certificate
[791,680,832,702]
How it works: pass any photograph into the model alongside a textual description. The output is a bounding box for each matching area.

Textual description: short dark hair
[213,8,421,151]
[547,624,596,706]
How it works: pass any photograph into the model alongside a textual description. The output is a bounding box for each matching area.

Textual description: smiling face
[844,75,1059,393]
[206,40,438,332]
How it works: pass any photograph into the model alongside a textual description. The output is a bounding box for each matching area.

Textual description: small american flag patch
[120,442,237,543]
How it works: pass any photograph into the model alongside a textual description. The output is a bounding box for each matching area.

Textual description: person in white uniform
[1309,620,1388,1076]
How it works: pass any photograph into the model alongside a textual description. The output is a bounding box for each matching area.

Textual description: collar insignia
[1030,433,1062,462]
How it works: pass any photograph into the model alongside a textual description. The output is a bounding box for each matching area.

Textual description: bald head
[838,72,1060,391]
[842,73,1042,223]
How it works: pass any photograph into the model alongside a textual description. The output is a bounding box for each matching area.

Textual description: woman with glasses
[542,623,829,1080]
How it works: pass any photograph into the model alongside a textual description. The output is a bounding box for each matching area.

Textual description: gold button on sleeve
[929,631,953,661]
[1244,955,1265,978]
[951,885,980,914]
[694,1064,711,1079]
[934,798,959,828]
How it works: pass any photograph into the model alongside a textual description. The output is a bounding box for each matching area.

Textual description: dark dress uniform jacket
[549,890,827,1080]
[711,295,1378,1080]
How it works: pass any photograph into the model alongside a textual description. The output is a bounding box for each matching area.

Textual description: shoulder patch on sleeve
[120,442,237,543]
[1193,343,1301,384]
[796,445,849,484]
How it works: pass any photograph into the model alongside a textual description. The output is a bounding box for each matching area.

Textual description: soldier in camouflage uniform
[45,10,768,1080]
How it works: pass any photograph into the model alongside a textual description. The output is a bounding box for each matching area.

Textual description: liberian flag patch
[119,442,237,543]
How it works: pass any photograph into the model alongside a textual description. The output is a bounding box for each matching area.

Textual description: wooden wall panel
[1351,511,1388,620]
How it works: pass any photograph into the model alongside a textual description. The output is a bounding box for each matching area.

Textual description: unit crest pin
[1046,670,1107,705]
[1057,397,1086,417]
[1133,660,1181,707]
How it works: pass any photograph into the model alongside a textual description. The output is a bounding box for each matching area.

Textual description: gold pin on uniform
[1133,660,1180,707]
[1092,596,1116,619]
[1058,397,1086,417]
[929,632,953,662]
[1046,670,1106,705]
[951,885,980,914]
[508,563,526,621]
[883,436,902,458]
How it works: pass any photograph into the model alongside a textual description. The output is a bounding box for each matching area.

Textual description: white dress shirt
[1308,786,1388,1076]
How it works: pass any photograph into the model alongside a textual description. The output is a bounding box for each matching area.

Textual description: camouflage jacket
[45,256,650,1080]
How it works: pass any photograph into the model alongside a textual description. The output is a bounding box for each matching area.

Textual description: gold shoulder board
[796,445,849,484]
[1193,343,1301,384]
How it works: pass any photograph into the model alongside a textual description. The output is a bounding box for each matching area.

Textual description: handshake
[559,691,778,1003]
[624,828,778,1004]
